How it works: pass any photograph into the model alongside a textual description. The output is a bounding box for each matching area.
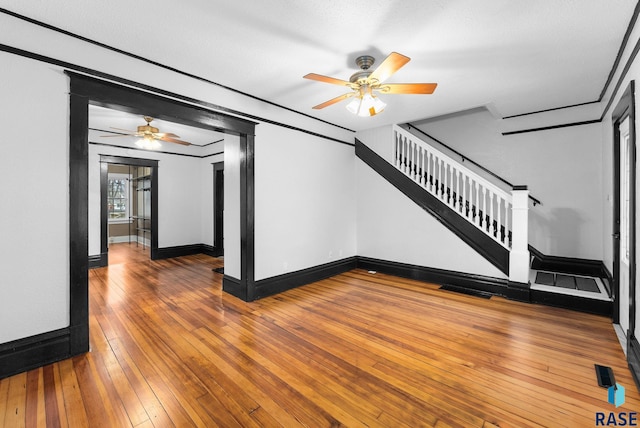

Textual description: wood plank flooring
[1,243,638,427]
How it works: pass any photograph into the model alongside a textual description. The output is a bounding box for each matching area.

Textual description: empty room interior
[2,1,640,426]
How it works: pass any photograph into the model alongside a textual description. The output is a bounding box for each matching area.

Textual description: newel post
[509,186,530,284]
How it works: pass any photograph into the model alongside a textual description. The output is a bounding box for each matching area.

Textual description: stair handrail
[394,125,512,204]
[391,125,531,282]
[404,123,542,206]
[393,125,515,250]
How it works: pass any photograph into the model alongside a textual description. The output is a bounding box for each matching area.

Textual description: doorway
[612,80,636,349]
[68,72,256,357]
[99,156,159,266]
[212,162,224,273]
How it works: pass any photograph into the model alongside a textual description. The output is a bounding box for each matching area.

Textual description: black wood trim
[0,328,71,380]
[88,253,108,269]
[65,72,256,376]
[202,244,223,258]
[203,151,224,159]
[355,138,510,275]
[254,257,358,300]
[224,134,257,302]
[67,71,255,136]
[154,244,205,260]
[0,7,353,133]
[99,161,109,263]
[502,101,602,119]
[529,245,611,277]
[599,1,640,101]
[0,43,354,148]
[213,162,224,251]
[90,141,204,159]
[628,336,640,392]
[356,257,528,301]
[69,87,90,356]
[222,275,247,301]
[612,81,636,330]
[246,134,256,300]
[529,289,612,317]
[99,154,160,167]
[602,33,640,120]
[501,119,601,136]
[149,163,160,261]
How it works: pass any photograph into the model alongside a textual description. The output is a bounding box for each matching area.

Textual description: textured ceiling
[2,0,637,131]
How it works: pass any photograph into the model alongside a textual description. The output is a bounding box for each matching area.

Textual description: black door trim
[68,71,256,357]
[99,155,159,263]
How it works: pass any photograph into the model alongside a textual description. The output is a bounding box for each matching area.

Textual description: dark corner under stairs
[355,138,613,316]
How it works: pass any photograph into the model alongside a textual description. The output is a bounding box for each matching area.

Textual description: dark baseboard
[254,257,358,300]
[629,336,640,392]
[529,289,612,317]
[529,245,609,278]
[356,257,529,302]
[0,328,71,379]
[355,139,509,275]
[154,244,217,260]
[88,252,107,269]
[223,275,247,301]
[201,244,223,258]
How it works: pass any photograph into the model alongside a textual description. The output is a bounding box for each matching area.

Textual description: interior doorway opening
[99,155,159,266]
[104,163,154,265]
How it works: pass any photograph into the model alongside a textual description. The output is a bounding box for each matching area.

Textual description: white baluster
[489,191,495,236]
[474,181,480,226]
[440,159,446,200]
[496,196,502,243]
[427,151,433,192]
[457,170,462,211]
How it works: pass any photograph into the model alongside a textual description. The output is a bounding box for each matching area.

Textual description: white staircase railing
[392,125,530,283]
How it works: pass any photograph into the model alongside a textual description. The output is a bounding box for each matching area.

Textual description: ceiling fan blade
[100,134,131,138]
[381,83,438,94]
[109,127,138,134]
[369,52,411,83]
[159,136,191,146]
[312,93,355,109]
[304,73,351,86]
[154,132,180,139]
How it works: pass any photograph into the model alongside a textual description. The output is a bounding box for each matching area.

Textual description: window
[107,173,131,223]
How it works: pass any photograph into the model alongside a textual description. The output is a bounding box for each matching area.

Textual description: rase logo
[595,383,638,426]
[608,383,626,408]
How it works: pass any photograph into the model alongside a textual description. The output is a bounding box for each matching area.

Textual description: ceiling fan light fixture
[136,134,161,150]
[346,91,386,117]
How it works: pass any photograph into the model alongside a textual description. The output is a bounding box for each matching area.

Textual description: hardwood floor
[1,248,638,427]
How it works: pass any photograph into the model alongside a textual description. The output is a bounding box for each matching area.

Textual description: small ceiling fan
[303,52,437,116]
[101,116,191,146]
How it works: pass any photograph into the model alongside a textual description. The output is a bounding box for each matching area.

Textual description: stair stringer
[355,138,510,276]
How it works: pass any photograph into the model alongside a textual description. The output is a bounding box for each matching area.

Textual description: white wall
[88,144,214,254]
[412,108,604,260]
[355,129,506,279]
[0,10,354,347]
[0,53,70,343]
[254,124,357,281]
[223,135,241,279]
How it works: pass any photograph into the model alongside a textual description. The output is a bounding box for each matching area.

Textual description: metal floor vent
[534,272,600,292]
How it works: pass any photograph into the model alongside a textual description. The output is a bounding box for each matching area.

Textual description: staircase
[356,124,612,315]
[357,125,531,284]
